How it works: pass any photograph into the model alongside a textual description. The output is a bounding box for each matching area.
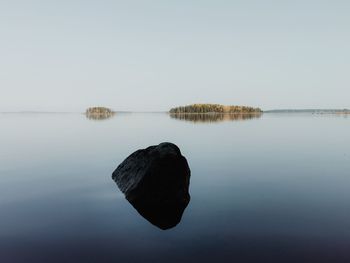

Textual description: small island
[85,107,115,120]
[169,104,262,114]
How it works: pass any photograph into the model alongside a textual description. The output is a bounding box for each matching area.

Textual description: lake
[0,112,349,263]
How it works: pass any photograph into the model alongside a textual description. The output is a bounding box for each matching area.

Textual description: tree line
[169,104,262,114]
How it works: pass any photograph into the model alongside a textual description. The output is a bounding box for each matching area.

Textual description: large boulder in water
[112,142,191,230]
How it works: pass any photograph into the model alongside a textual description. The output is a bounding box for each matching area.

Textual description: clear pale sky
[1,0,349,112]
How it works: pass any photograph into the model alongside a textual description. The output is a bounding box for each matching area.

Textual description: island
[85,107,115,120]
[169,104,262,114]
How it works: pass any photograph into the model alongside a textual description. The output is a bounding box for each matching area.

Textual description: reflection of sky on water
[0,113,349,262]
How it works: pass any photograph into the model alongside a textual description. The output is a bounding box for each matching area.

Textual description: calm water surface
[0,113,349,263]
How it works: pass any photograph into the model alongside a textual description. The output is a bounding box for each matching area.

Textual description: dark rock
[112,142,191,230]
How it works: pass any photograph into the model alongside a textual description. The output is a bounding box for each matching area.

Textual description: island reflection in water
[85,112,116,120]
[169,112,262,123]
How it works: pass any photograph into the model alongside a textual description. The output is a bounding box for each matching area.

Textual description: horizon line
[1,108,350,114]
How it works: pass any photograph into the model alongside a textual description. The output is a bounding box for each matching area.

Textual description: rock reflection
[170,112,262,123]
[112,142,191,230]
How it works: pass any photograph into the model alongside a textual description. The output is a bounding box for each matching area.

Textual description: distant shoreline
[264,109,350,113]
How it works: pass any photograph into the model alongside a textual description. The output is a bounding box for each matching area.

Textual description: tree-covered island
[85,107,115,120]
[169,104,262,114]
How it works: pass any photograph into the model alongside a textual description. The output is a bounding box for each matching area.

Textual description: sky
[0,0,349,112]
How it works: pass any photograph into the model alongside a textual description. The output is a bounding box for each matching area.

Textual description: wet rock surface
[112,142,191,230]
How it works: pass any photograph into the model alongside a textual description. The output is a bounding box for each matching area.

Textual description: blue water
[0,113,349,263]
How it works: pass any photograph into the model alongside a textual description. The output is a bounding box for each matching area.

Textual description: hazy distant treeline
[169,104,262,114]
[265,109,350,113]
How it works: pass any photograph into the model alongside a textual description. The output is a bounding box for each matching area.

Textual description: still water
[0,113,349,263]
